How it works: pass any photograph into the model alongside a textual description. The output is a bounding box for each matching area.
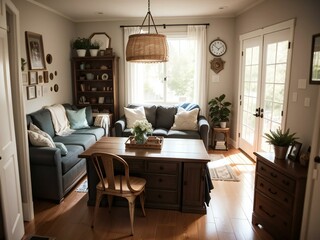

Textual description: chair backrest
[91,152,137,193]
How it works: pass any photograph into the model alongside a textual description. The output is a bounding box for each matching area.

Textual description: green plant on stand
[208,94,231,128]
[89,41,100,57]
[264,128,298,159]
[72,37,90,57]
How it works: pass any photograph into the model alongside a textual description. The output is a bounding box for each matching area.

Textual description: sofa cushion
[156,106,177,129]
[128,104,157,127]
[29,122,55,146]
[29,109,55,138]
[152,128,169,137]
[66,108,89,130]
[171,107,199,131]
[72,127,104,141]
[54,142,68,156]
[61,145,84,174]
[178,103,200,111]
[53,134,96,150]
[28,130,55,147]
[124,106,147,128]
[167,129,201,139]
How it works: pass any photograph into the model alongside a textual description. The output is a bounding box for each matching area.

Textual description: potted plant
[89,41,100,57]
[208,94,231,128]
[264,128,298,159]
[72,37,90,57]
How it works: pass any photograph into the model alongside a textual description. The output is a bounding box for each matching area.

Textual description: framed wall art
[310,33,320,84]
[27,85,37,100]
[25,31,46,70]
[22,72,28,86]
[28,71,38,85]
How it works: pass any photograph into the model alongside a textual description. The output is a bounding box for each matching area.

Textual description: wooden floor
[23,147,274,240]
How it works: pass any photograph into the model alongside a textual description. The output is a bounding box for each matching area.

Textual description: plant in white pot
[264,128,298,159]
[89,41,100,57]
[208,94,231,128]
[72,37,90,57]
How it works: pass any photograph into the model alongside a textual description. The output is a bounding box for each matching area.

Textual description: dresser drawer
[257,161,296,193]
[254,192,292,235]
[146,174,178,190]
[146,162,179,174]
[146,189,178,204]
[256,175,293,210]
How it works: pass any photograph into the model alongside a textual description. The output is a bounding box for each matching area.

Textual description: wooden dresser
[253,152,308,240]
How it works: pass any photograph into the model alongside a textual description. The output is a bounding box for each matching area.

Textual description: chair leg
[127,197,136,235]
[91,190,103,228]
[139,191,146,217]
[107,195,113,212]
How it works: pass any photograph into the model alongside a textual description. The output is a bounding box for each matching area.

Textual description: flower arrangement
[131,119,153,135]
[131,120,153,144]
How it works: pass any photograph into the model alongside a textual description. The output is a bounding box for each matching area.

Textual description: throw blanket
[94,114,110,136]
[46,104,74,136]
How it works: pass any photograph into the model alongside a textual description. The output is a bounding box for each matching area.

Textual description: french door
[239,20,294,159]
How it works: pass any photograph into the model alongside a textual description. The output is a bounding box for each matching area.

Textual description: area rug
[75,179,88,193]
[208,154,240,181]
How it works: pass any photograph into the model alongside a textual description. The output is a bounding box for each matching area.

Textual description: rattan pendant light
[126,0,169,63]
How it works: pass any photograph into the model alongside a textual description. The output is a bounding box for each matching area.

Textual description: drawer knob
[282,180,290,186]
[158,194,162,199]
[268,188,277,195]
[158,178,163,183]
[270,172,277,178]
[159,166,164,170]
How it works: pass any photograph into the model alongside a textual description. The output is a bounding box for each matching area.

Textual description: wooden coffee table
[79,137,210,214]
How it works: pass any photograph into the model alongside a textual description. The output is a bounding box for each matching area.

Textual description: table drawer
[147,162,179,174]
[146,174,178,190]
[257,161,296,193]
[146,189,178,204]
[256,175,293,210]
[254,192,292,235]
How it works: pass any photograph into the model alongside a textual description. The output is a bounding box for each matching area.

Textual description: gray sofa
[115,103,210,149]
[27,104,104,203]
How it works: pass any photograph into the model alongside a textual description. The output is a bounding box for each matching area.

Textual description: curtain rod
[120,23,209,28]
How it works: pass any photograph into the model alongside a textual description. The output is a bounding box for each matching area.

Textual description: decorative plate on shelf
[101,73,109,80]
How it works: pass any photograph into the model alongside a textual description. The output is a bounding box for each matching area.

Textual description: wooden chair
[90,152,146,235]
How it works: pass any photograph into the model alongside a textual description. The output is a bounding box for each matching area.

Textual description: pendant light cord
[139,0,158,34]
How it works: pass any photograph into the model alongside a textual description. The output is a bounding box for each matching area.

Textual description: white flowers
[131,120,153,135]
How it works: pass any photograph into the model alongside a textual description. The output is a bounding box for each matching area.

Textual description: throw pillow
[54,142,68,156]
[171,107,199,131]
[29,122,55,147]
[66,108,89,129]
[27,130,55,148]
[124,106,147,128]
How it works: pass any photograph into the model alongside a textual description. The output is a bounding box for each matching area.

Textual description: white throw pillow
[124,106,147,128]
[29,122,55,147]
[28,130,55,147]
[171,107,199,131]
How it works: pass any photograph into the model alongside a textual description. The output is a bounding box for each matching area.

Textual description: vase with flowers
[131,119,153,144]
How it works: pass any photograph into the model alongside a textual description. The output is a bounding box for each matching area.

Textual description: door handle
[260,108,264,118]
[253,108,260,117]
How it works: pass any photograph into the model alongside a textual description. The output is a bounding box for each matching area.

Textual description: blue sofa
[27,104,104,203]
[115,103,210,149]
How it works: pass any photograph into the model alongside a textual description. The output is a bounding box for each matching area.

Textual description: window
[131,35,197,104]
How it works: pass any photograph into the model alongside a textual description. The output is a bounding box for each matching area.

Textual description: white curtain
[123,27,141,105]
[187,25,208,115]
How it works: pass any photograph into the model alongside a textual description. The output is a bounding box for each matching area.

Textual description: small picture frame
[27,85,36,100]
[25,31,46,70]
[98,97,105,104]
[36,85,42,97]
[22,72,28,86]
[28,71,38,85]
[288,141,302,161]
[43,71,49,83]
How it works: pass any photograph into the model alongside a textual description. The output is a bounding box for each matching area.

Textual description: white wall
[12,0,75,114]
[234,0,320,151]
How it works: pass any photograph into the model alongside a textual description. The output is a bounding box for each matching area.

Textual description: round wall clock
[209,38,227,57]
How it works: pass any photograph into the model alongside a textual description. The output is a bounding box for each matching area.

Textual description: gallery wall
[13,0,76,114]
[234,0,320,151]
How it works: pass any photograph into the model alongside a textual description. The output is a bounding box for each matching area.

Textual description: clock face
[209,39,227,57]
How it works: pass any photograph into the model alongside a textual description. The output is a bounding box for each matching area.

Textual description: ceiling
[29,0,264,22]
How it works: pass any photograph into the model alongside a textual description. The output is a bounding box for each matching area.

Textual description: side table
[212,127,230,150]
